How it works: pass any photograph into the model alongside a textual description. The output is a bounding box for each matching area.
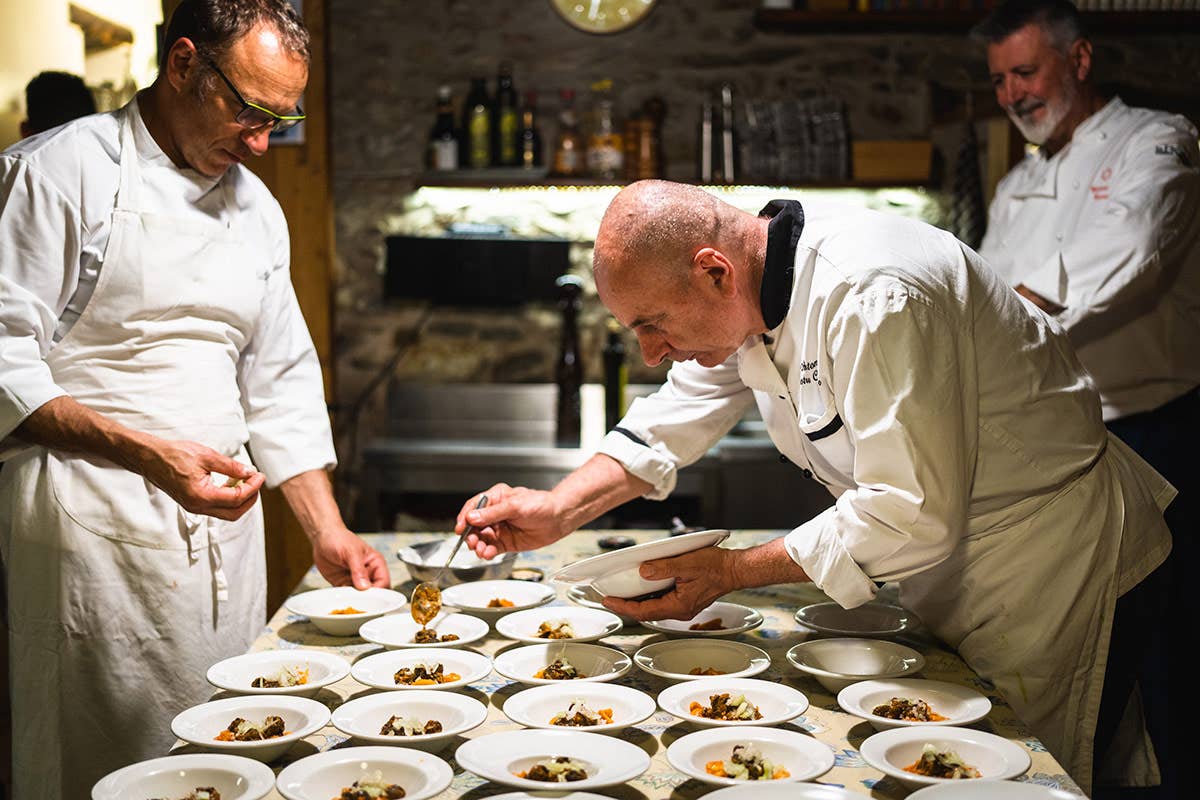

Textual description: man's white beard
[1006,72,1079,146]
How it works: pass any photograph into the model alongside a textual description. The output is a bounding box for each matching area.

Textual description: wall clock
[550,0,658,34]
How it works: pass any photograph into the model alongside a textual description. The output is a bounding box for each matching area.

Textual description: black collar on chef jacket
[758,199,805,333]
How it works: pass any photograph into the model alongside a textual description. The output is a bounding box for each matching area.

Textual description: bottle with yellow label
[462,76,492,169]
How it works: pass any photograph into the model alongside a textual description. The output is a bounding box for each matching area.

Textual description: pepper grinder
[555,274,584,447]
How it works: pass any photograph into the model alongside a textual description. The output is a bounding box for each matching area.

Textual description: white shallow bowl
[492,642,632,686]
[350,647,492,691]
[838,678,992,731]
[501,682,657,733]
[275,745,453,800]
[358,611,489,649]
[455,728,651,790]
[170,695,330,763]
[634,638,771,682]
[642,601,764,637]
[206,649,351,698]
[859,726,1031,789]
[489,793,614,800]
[667,726,836,786]
[704,783,864,800]
[786,638,925,693]
[794,601,913,638]
[284,587,408,637]
[92,753,275,800]
[566,584,640,624]
[496,606,623,644]
[910,783,1084,800]
[331,689,488,751]
[440,579,557,616]
[552,530,730,599]
[658,677,809,727]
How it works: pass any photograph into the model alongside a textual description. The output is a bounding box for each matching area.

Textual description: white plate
[658,678,809,727]
[274,745,453,800]
[838,678,992,731]
[859,726,1031,789]
[910,783,1084,800]
[551,530,730,599]
[566,584,640,623]
[634,639,771,682]
[492,642,632,686]
[488,793,614,800]
[704,783,865,799]
[454,728,651,790]
[331,689,488,751]
[440,579,557,616]
[495,606,624,644]
[350,648,493,691]
[666,726,835,785]
[501,682,657,733]
[170,695,330,763]
[786,638,925,694]
[358,611,489,649]
[641,602,764,637]
[206,649,351,697]
[284,587,408,637]
[794,602,913,638]
[91,753,275,800]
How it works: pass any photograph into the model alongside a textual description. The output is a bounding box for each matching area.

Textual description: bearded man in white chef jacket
[0,1,390,796]
[456,180,1173,794]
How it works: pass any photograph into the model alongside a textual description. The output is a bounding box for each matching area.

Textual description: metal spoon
[410,495,488,626]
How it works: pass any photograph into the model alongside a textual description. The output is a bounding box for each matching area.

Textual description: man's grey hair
[161,0,311,69]
[969,0,1087,54]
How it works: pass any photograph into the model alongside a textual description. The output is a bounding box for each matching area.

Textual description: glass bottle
[519,91,543,170]
[492,61,520,167]
[602,318,627,432]
[555,274,584,447]
[426,85,459,171]
[461,77,492,169]
[550,89,586,178]
[586,79,624,182]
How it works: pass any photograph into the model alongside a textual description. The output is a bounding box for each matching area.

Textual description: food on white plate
[549,698,614,727]
[150,789,221,800]
[411,627,459,644]
[379,715,443,736]
[488,597,515,608]
[250,665,309,688]
[329,606,364,615]
[332,770,406,799]
[214,715,285,741]
[534,658,585,680]
[536,620,576,640]
[689,693,762,721]
[393,663,461,685]
[872,697,948,722]
[903,744,982,779]
[515,755,590,782]
[705,742,791,780]
[689,618,726,631]
[689,666,725,676]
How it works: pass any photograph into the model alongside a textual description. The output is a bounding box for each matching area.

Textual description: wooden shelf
[754,8,1200,34]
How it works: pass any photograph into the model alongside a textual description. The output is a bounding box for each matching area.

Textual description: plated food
[634,638,771,682]
[904,744,981,779]
[331,690,488,751]
[496,606,623,644]
[207,650,351,698]
[393,662,461,686]
[412,628,458,644]
[786,637,925,693]
[537,620,576,639]
[666,727,836,787]
[858,726,1031,789]
[284,587,408,637]
[171,696,330,763]
[641,601,763,637]
[493,643,631,686]
[440,579,556,616]
[536,658,584,680]
[549,700,613,727]
[454,729,651,790]
[251,665,308,688]
[159,789,222,800]
[690,693,763,722]
[838,678,991,731]
[274,746,453,800]
[333,772,406,799]
[488,597,515,608]
[215,715,285,742]
[501,682,657,734]
[380,715,443,736]
[705,742,790,780]
[351,648,492,692]
[358,612,488,650]
[516,755,590,782]
[91,754,276,800]
[874,697,947,722]
[658,678,808,728]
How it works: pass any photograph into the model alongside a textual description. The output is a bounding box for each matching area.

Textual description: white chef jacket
[599,199,1173,788]
[0,102,335,482]
[979,97,1200,421]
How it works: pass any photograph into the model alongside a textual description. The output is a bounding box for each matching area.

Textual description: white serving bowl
[170,695,330,763]
[440,579,557,616]
[495,606,623,644]
[206,649,351,698]
[910,782,1084,800]
[666,726,836,786]
[634,638,771,682]
[551,530,730,599]
[794,601,913,638]
[398,539,517,587]
[641,601,764,637]
[92,753,275,800]
[859,726,1031,789]
[704,783,865,799]
[838,678,992,731]
[492,642,632,686]
[284,587,408,637]
[454,728,651,790]
[566,584,640,624]
[358,611,489,649]
[350,647,492,691]
[786,638,925,693]
[274,745,453,800]
[331,689,488,751]
[501,682,657,734]
[657,677,809,728]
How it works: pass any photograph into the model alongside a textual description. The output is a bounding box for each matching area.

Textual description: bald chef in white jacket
[457,180,1172,794]
[0,2,389,797]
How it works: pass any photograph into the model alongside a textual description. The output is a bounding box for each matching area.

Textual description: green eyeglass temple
[205,58,305,133]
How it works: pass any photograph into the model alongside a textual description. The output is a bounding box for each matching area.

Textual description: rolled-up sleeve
[597,355,754,499]
[784,282,976,608]
[236,207,336,487]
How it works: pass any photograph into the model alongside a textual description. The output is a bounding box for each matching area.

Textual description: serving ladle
[410,495,489,626]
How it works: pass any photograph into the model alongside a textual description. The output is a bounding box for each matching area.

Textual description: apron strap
[115,105,142,213]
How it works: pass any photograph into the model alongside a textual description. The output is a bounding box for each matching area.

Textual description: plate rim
[440,579,557,612]
[495,606,625,644]
[273,744,454,800]
[330,687,489,744]
[641,601,765,637]
[492,642,634,685]
[205,648,352,694]
[858,724,1031,785]
[358,611,491,649]
[657,677,810,726]
[633,638,772,681]
[550,530,731,585]
[665,725,837,785]
[499,681,658,731]
[92,753,277,798]
[793,601,912,636]
[349,647,494,691]
[453,728,652,789]
[836,677,993,727]
[784,638,926,681]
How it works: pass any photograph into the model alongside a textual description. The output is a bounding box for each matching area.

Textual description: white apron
[0,107,268,799]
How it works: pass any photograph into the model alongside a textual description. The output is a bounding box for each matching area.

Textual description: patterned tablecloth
[237,531,1084,799]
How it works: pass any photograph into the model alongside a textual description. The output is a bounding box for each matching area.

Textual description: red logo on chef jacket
[1091,166,1112,200]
